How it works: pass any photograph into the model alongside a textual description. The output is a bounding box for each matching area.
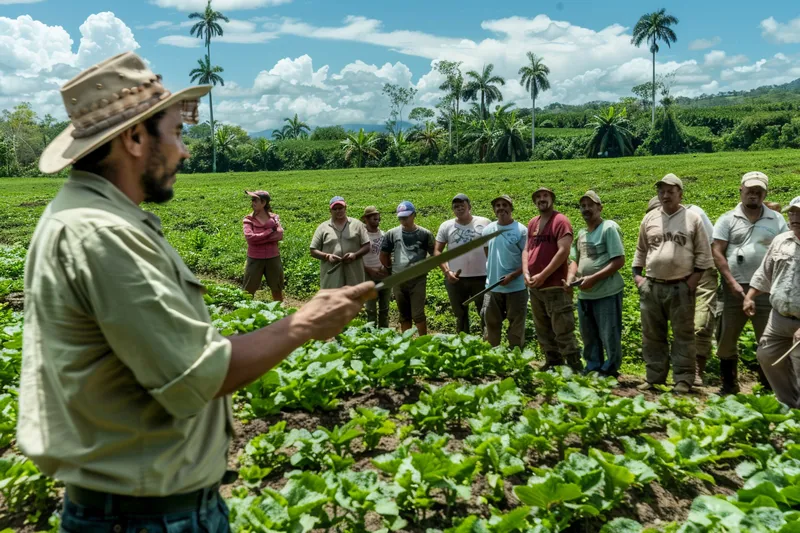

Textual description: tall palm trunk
[531,89,536,154]
[651,44,656,125]
[481,91,486,119]
[208,41,217,173]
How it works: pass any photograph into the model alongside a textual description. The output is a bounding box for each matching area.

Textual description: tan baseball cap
[741,171,769,190]
[580,190,602,205]
[647,196,661,213]
[656,173,683,190]
[361,206,380,220]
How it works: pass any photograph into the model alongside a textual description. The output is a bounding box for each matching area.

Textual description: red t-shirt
[526,212,573,288]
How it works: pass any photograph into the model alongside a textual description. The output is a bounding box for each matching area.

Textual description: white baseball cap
[741,171,769,190]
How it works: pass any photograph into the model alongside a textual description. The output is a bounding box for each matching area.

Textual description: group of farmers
[245,171,800,406]
[17,52,800,531]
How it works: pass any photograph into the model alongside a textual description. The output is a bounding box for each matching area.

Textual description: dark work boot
[539,352,564,372]
[719,359,740,395]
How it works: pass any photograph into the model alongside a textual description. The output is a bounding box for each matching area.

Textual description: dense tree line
[3,4,800,177]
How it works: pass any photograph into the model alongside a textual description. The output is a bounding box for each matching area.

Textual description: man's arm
[530,234,572,288]
[217,282,374,396]
[581,256,625,291]
[712,239,745,297]
[632,219,648,288]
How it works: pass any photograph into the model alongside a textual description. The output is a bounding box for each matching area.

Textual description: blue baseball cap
[330,196,346,208]
[396,201,416,217]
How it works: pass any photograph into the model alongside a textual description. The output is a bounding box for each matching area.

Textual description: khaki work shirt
[18,171,233,497]
[632,205,714,280]
[750,231,800,319]
[310,217,369,289]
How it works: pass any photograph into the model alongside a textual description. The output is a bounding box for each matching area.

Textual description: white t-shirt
[435,216,491,277]
[363,230,384,269]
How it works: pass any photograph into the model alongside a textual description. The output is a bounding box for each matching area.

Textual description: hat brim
[491,196,512,205]
[39,85,212,175]
[330,202,346,208]
[397,210,414,217]
[580,195,602,205]
[655,180,682,189]
[783,205,800,213]
[742,179,767,190]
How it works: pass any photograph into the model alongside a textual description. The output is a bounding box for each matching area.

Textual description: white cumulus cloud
[760,16,800,44]
[77,12,140,67]
[688,37,721,50]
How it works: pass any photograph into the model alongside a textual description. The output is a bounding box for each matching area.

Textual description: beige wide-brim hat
[40,51,211,174]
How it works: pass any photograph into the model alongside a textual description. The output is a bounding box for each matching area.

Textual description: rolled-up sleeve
[77,226,231,420]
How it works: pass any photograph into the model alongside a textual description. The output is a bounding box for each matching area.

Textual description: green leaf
[513,476,582,509]
[599,518,643,533]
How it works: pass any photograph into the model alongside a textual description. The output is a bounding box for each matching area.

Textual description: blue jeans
[578,292,623,373]
[59,488,230,533]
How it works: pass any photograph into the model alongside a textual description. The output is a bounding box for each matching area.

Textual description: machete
[374,229,505,292]
[462,276,506,307]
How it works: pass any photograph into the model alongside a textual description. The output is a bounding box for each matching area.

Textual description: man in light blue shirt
[482,195,529,349]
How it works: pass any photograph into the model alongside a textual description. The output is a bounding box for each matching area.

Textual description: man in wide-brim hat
[19,52,374,531]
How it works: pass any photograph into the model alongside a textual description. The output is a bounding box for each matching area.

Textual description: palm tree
[254,137,273,170]
[189,55,224,172]
[282,114,311,139]
[585,106,634,158]
[518,52,551,154]
[632,9,679,125]
[437,62,465,152]
[189,0,229,172]
[464,119,494,163]
[463,64,506,119]
[410,121,443,155]
[341,129,381,168]
[491,109,527,163]
[271,127,289,141]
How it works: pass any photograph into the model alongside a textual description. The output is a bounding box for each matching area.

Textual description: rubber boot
[755,365,772,391]
[719,359,740,395]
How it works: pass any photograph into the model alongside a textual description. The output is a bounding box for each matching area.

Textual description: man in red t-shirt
[522,187,582,371]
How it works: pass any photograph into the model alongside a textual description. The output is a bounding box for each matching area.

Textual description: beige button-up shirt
[18,171,233,497]
[310,217,369,289]
[750,231,800,319]
[632,205,714,280]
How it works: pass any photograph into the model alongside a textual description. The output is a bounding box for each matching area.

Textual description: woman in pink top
[243,190,284,301]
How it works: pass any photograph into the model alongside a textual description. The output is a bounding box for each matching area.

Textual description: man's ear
[119,123,147,159]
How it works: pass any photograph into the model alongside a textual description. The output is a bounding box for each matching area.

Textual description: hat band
[70,88,200,139]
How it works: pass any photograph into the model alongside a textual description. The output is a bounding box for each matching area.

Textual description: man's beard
[745,201,761,210]
[141,147,183,204]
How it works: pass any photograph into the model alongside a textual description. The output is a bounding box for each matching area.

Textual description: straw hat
[39,52,211,174]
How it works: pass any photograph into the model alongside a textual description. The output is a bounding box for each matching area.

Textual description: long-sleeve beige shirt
[632,205,714,280]
[750,231,800,319]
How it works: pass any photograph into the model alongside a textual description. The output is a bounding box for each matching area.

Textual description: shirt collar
[733,203,775,221]
[328,217,351,228]
[660,205,685,219]
[67,170,163,234]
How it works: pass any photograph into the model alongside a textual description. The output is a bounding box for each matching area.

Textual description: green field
[2,150,799,345]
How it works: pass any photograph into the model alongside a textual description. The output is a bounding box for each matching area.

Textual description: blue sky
[2,1,800,132]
